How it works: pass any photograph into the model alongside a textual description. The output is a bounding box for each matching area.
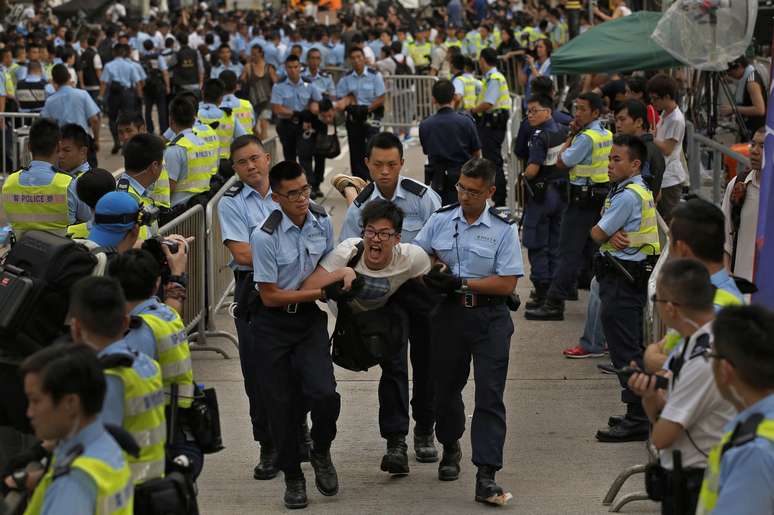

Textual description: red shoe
[562,345,606,359]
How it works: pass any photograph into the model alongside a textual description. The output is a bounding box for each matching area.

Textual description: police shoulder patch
[169,133,185,146]
[353,182,376,207]
[221,107,233,116]
[489,206,516,224]
[689,333,712,360]
[261,209,283,234]
[223,181,245,198]
[53,443,85,479]
[436,202,460,213]
[309,201,328,217]
[116,178,130,192]
[400,178,427,198]
[128,315,143,329]
[367,67,378,74]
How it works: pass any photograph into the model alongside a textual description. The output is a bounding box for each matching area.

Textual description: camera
[137,205,160,227]
[141,236,186,286]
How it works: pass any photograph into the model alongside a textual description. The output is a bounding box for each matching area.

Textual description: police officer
[340,132,442,463]
[303,48,335,99]
[210,44,243,79]
[419,79,481,204]
[100,43,143,154]
[170,32,204,97]
[78,35,102,101]
[140,39,170,135]
[470,48,511,206]
[198,78,246,174]
[15,60,47,113]
[249,161,341,509]
[16,343,134,515]
[217,135,280,480]
[450,55,480,111]
[69,276,167,485]
[696,305,774,515]
[408,27,432,74]
[219,70,255,136]
[590,135,660,442]
[58,123,92,179]
[413,158,523,506]
[2,118,90,239]
[517,95,569,310]
[301,50,336,199]
[526,92,613,320]
[335,46,386,181]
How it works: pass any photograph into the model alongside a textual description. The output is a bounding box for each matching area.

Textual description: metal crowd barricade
[498,54,524,96]
[1,113,41,177]
[685,121,750,204]
[383,75,437,128]
[504,95,523,217]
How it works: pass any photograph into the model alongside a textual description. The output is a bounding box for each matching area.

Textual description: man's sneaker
[414,430,438,463]
[438,442,462,481]
[283,476,308,509]
[380,435,409,475]
[330,174,367,198]
[475,465,513,506]
[310,447,339,496]
[253,442,278,480]
[562,345,606,359]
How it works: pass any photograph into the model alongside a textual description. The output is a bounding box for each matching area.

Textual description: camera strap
[94,212,139,224]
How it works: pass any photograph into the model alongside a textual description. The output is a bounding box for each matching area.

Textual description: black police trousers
[430,302,513,469]
[378,342,410,437]
[277,120,316,183]
[477,124,507,206]
[546,201,601,301]
[408,310,435,433]
[345,120,379,181]
[107,86,136,145]
[522,184,567,287]
[251,306,340,473]
[598,269,646,405]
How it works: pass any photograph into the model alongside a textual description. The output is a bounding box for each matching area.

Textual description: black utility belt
[261,301,317,315]
[477,110,509,129]
[594,253,655,288]
[568,182,610,206]
[448,292,506,308]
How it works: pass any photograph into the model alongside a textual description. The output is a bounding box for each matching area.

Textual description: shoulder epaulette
[436,202,460,213]
[367,67,378,74]
[400,178,427,198]
[309,201,328,217]
[261,209,283,234]
[489,206,516,224]
[689,333,711,360]
[723,412,765,456]
[224,181,245,197]
[353,182,375,207]
[53,443,85,479]
[208,121,220,130]
[128,315,143,330]
[168,133,185,145]
[116,177,130,192]
[99,352,135,370]
[222,107,233,116]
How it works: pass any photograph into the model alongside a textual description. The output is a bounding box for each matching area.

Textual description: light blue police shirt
[18,160,91,224]
[304,43,330,64]
[302,70,335,98]
[262,42,281,70]
[710,268,744,303]
[325,43,345,66]
[414,204,524,279]
[250,207,334,289]
[99,339,160,425]
[101,57,142,88]
[218,183,279,271]
[198,102,247,137]
[561,119,607,186]
[164,128,207,207]
[211,61,244,79]
[230,33,247,56]
[597,174,649,262]
[123,297,183,361]
[41,85,100,134]
[335,68,385,105]
[339,177,441,243]
[481,67,507,106]
[270,78,322,112]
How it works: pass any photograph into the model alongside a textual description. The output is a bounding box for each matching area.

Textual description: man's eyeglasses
[274,184,312,202]
[363,228,397,241]
[650,294,680,306]
[701,347,730,364]
[455,182,485,199]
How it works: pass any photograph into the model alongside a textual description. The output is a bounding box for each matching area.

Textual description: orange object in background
[319,0,342,11]
[724,143,751,181]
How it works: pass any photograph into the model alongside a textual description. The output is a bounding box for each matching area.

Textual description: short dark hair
[670,197,726,263]
[269,160,304,191]
[361,199,404,233]
[142,38,154,51]
[29,118,61,157]
[461,157,496,185]
[116,111,145,128]
[69,276,127,340]
[530,75,555,96]
[124,134,164,174]
[349,46,364,57]
[612,133,647,167]
[714,305,774,389]
[307,47,321,58]
[219,69,238,92]
[76,168,117,209]
[51,63,69,85]
[647,73,677,100]
[614,99,650,131]
[20,343,106,417]
[107,249,162,301]
[202,78,225,103]
[432,79,454,105]
[169,95,196,126]
[451,54,466,72]
[577,91,604,114]
[657,258,715,313]
[527,94,553,110]
[625,76,648,97]
[285,53,300,65]
[366,132,404,160]
[230,134,264,159]
[479,47,498,66]
[60,123,89,148]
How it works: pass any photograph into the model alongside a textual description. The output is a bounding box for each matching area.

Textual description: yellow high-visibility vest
[477,70,510,111]
[569,128,612,184]
[600,182,660,255]
[1,169,72,238]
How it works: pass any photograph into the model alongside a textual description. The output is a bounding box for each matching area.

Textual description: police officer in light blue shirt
[302,48,335,98]
[210,44,244,79]
[100,44,142,154]
[325,35,345,67]
[413,157,522,505]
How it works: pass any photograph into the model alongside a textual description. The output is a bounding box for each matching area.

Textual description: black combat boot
[310,444,339,496]
[475,465,509,505]
[381,435,410,475]
[299,420,312,463]
[524,297,565,321]
[283,473,308,509]
[525,283,550,310]
[413,428,438,463]
[438,441,462,481]
[253,441,278,480]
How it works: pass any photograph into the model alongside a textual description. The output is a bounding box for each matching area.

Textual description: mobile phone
[598,364,669,389]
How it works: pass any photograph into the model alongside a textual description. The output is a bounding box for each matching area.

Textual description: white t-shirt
[659,322,736,470]
[656,106,687,188]
[721,170,760,282]
[320,238,431,313]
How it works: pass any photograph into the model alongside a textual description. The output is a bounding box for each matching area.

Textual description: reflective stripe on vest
[408,42,431,67]
[600,182,660,255]
[122,184,156,241]
[192,124,221,176]
[234,99,255,134]
[199,112,237,159]
[459,75,478,110]
[477,71,510,111]
[569,128,612,183]
[104,361,166,484]
[697,419,774,514]
[2,170,72,237]
[148,167,171,209]
[138,311,195,408]
[173,133,217,193]
[24,454,134,515]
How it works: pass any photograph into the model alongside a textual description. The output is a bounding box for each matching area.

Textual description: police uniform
[419,107,481,204]
[408,40,432,73]
[413,203,523,470]
[270,77,322,182]
[249,202,340,475]
[452,72,481,111]
[521,118,569,299]
[325,42,345,67]
[475,67,511,206]
[164,128,218,208]
[101,57,142,148]
[98,340,167,484]
[221,93,255,136]
[140,51,169,134]
[210,61,244,79]
[217,181,279,449]
[198,101,246,161]
[336,67,386,180]
[15,73,47,112]
[23,420,134,515]
[1,160,91,238]
[302,69,335,99]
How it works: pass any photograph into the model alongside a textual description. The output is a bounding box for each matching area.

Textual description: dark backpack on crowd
[141,52,166,97]
[391,56,411,75]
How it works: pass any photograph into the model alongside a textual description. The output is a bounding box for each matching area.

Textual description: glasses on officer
[701,347,732,365]
[274,184,312,202]
[526,107,549,115]
[455,182,486,199]
[363,228,397,241]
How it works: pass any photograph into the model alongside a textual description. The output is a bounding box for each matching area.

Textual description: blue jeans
[579,277,606,353]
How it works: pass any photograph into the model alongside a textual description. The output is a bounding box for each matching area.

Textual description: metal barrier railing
[498,55,524,97]
[383,75,438,128]
[505,95,523,217]
[1,113,41,177]
[685,121,751,204]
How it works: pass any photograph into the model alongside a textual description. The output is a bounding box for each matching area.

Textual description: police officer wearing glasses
[414,158,523,507]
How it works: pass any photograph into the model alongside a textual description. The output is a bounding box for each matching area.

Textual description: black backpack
[391,56,411,75]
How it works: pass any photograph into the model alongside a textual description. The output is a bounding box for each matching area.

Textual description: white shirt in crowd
[721,169,760,282]
[105,3,127,23]
[656,106,687,189]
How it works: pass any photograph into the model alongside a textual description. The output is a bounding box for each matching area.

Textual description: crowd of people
[0,0,771,513]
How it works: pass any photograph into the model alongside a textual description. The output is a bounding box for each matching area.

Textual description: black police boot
[414,428,438,463]
[524,297,565,321]
[596,404,649,442]
[438,441,462,481]
[283,474,308,509]
[381,435,410,475]
[475,465,511,505]
[525,284,549,311]
[253,442,278,480]
[310,444,339,496]
[300,420,312,463]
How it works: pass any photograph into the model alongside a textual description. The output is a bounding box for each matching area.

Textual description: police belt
[260,300,317,315]
[594,253,653,288]
[448,291,506,308]
[568,182,610,206]
[646,463,705,500]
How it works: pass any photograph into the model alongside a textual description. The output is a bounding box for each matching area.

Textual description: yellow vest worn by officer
[409,41,432,68]
[168,131,218,195]
[102,352,167,484]
[456,74,480,110]
[198,108,238,160]
[192,123,221,177]
[116,178,158,241]
[600,182,660,255]
[569,128,613,183]
[66,222,90,239]
[3,67,15,97]
[2,167,72,238]
[465,31,483,58]
[477,69,511,113]
[233,98,255,135]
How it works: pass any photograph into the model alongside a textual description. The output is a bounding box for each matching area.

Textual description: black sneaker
[253,442,278,480]
[475,465,511,505]
[310,447,339,496]
[381,435,409,475]
[283,476,308,509]
[414,430,438,463]
[438,442,461,481]
[524,298,565,321]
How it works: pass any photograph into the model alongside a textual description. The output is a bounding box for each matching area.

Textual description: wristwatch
[168,273,188,288]
[461,279,470,292]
